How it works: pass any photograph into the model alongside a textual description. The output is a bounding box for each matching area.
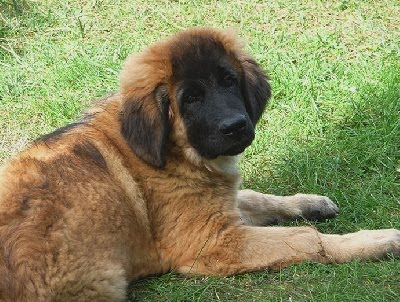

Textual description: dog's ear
[241,58,271,124]
[121,85,170,169]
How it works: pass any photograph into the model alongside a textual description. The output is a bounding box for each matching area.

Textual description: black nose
[219,115,247,136]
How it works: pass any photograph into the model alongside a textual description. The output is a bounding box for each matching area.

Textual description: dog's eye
[221,72,237,87]
[183,87,204,104]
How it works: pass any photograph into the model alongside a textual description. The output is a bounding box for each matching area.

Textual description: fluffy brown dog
[0,28,399,301]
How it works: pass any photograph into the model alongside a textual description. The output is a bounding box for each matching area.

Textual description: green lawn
[1,0,399,301]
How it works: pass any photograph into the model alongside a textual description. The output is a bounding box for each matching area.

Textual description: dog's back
[0,99,159,301]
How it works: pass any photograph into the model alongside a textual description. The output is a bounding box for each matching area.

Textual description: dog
[0,28,399,301]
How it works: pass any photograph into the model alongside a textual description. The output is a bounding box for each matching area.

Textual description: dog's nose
[219,115,247,136]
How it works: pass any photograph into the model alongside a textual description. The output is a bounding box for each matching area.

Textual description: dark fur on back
[37,122,84,142]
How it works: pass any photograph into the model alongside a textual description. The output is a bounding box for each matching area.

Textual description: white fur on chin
[184,147,241,176]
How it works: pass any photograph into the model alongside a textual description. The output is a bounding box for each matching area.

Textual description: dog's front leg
[177,226,400,276]
[237,189,339,226]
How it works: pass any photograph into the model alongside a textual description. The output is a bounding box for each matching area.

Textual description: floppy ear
[241,58,271,124]
[121,86,170,169]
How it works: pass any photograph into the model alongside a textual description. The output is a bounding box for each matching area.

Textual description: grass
[1,0,399,301]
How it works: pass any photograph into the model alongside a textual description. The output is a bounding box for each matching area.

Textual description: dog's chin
[191,130,255,160]
[220,134,255,157]
[200,140,252,159]
[221,143,249,156]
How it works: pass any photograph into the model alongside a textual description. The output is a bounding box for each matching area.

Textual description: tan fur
[0,28,399,301]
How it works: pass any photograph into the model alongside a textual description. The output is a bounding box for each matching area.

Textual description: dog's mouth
[221,137,253,156]
[215,129,255,157]
[198,140,251,159]
[221,146,246,156]
[189,125,255,160]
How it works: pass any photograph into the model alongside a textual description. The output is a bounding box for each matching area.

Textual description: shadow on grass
[0,0,29,17]
[0,0,54,43]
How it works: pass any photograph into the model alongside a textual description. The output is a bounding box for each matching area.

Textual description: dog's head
[120,28,271,169]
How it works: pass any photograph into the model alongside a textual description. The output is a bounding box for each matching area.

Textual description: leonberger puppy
[0,28,399,301]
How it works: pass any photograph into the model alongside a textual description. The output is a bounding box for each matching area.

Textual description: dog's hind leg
[237,189,339,226]
[50,261,128,302]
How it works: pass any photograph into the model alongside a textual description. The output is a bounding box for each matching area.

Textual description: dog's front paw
[322,229,400,262]
[354,229,400,259]
[293,194,339,221]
